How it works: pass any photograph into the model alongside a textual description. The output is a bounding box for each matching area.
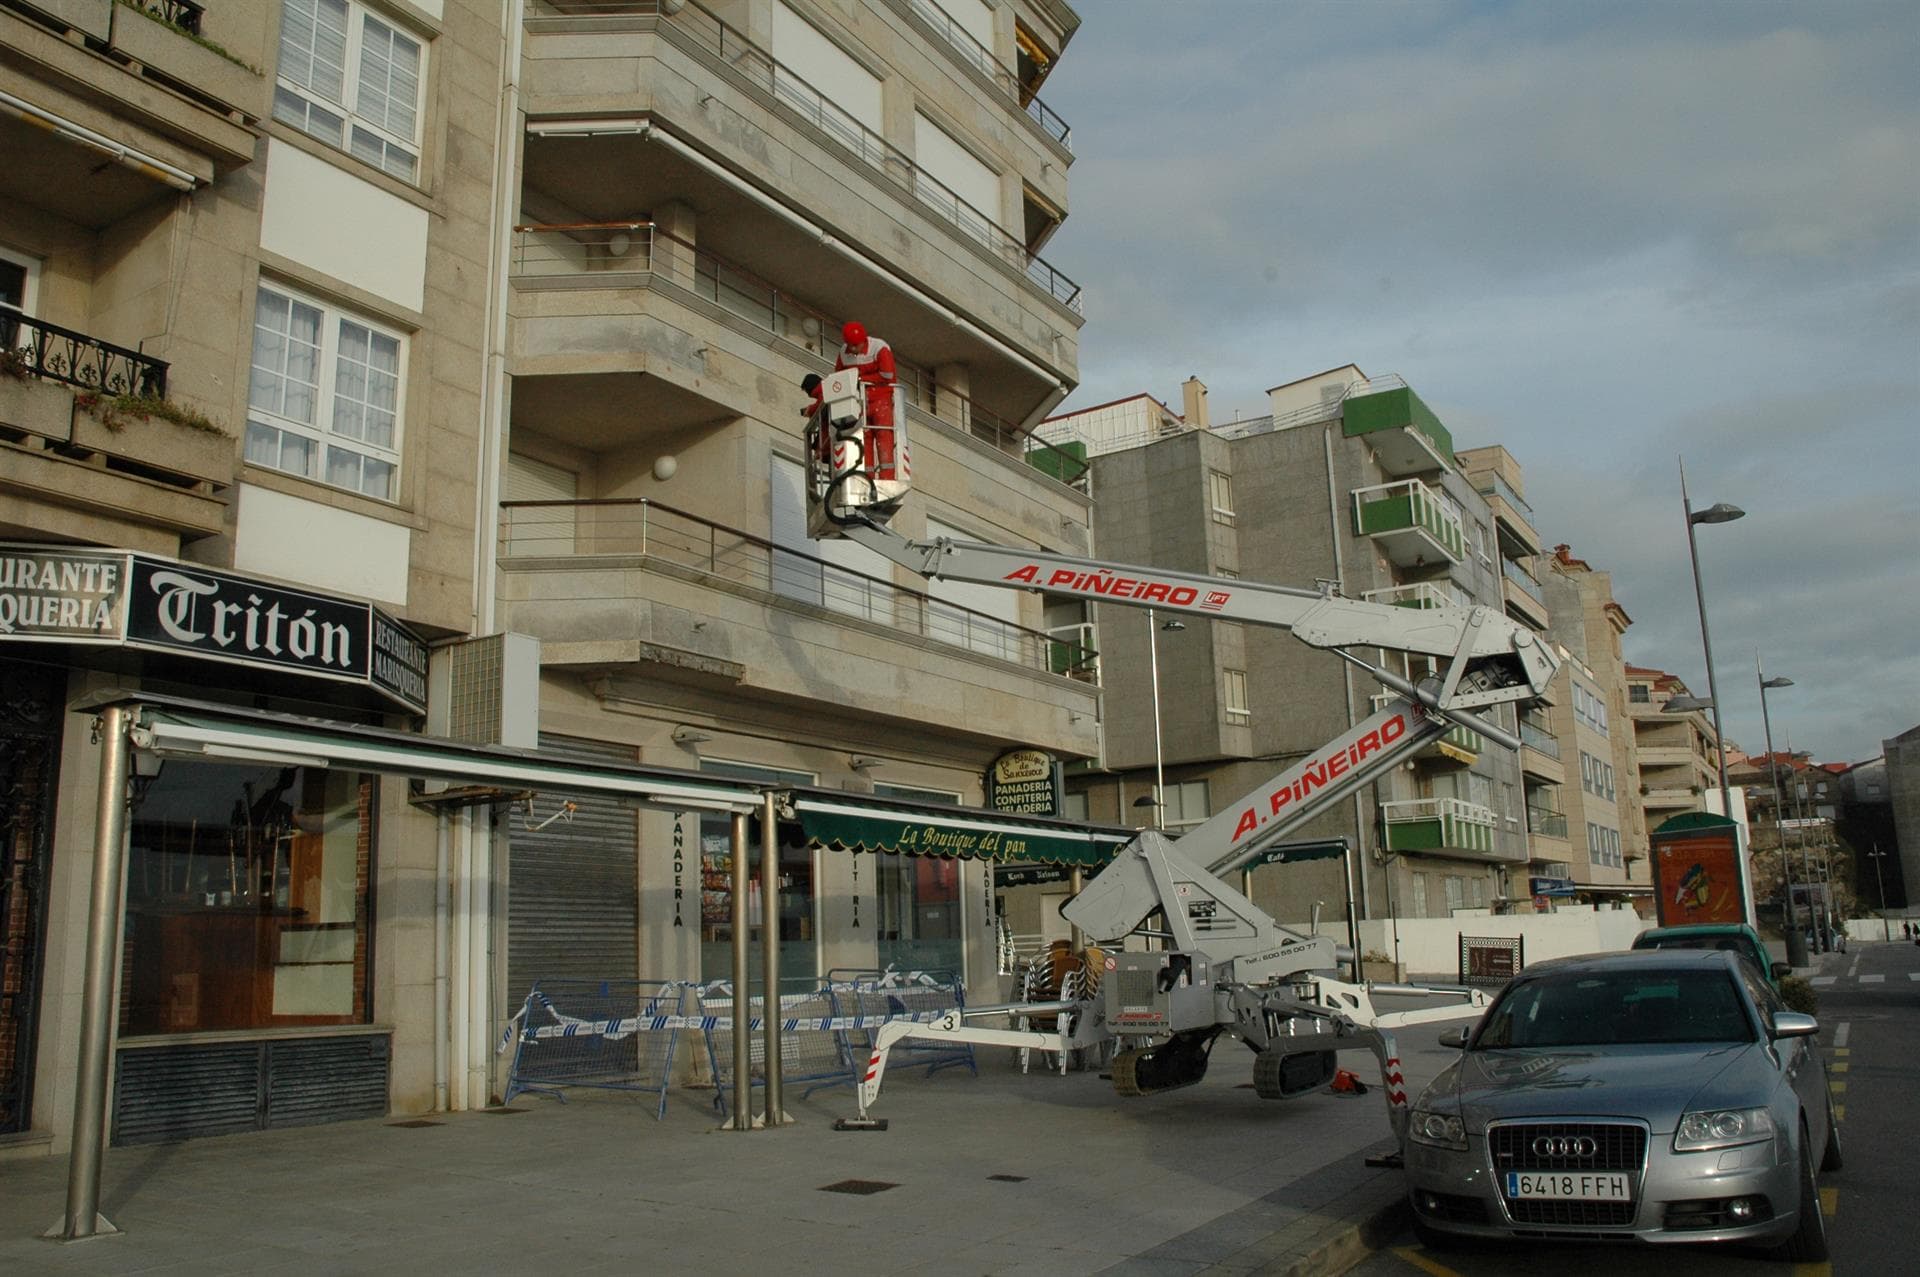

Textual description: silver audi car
[1403,948,1838,1260]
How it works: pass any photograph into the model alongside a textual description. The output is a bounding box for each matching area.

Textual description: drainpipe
[474,0,526,637]
[1324,421,1371,919]
[466,809,492,1109]
[433,814,450,1112]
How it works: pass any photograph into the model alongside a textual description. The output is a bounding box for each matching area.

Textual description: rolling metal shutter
[112,1034,391,1145]
[507,734,640,997]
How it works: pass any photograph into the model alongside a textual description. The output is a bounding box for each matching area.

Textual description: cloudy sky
[1039,0,1918,766]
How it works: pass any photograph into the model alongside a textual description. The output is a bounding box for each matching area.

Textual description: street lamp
[1680,460,1743,828]
[1869,845,1891,942]
[1145,608,1186,830]
[1756,659,1805,966]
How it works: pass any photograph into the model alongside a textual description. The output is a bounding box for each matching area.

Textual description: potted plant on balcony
[71,391,234,487]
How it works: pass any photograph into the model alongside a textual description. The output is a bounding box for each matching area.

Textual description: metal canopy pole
[760,791,784,1126]
[55,705,132,1240]
[728,812,750,1130]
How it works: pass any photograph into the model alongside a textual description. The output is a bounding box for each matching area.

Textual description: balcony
[1361,581,1469,610]
[0,3,264,228]
[0,314,234,550]
[1476,471,1542,557]
[893,0,1072,152]
[1372,693,1480,762]
[1501,556,1550,627]
[1339,379,1453,475]
[496,498,1100,754]
[1526,806,1569,839]
[520,2,1080,419]
[1352,478,1464,567]
[1381,797,1497,855]
[508,222,1085,483]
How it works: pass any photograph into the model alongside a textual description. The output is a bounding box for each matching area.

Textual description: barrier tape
[526,1009,952,1042]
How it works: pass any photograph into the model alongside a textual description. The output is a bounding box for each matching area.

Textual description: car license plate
[1504,1171,1631,1201]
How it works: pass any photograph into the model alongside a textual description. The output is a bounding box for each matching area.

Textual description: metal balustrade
[1502,556,1546,605]
[497,497,1098,681]
[896,0,1071,149]
[508,221,1086,485]
[525,1,1082,312]
[1,310,168,397]
[1519,720,1561,758]
[1526,806,1569,838]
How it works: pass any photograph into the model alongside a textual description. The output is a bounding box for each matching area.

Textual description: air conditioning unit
[426,632,540,748]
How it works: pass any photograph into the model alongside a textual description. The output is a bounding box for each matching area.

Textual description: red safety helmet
[841,321,866,348]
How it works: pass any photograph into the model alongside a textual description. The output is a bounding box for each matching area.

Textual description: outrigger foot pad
[834,1117,889,1132]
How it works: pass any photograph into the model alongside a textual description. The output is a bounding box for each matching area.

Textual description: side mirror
[1438,1026,1470,1049]
[1770,1011,1818,1039]
[1772,962,1791,981]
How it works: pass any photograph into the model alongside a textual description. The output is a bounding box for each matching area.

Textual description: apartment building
[1625,664,1723,827]
[1536,541,1649,910]
[1,0,1093,1157]
[1039,367,1530,927]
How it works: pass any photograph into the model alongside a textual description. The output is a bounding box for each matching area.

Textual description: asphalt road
[1348,939,1920,1276]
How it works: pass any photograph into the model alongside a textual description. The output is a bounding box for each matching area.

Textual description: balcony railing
[898,0,1071,149]
[1351,478,1465,564]
[1380,797,1498,854]
[1526,806,1569,838]
[1519,720,1561,758]
[1362,581,1472,610]
[530,1,1082,313]
[509,221,1087,485]
[497,497,1098,681]
[1502,556,1546,605]
[1,310,168,397]
[1475,471,1534,523]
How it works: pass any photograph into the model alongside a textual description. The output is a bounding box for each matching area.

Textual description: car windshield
[1474,969,1754,1048]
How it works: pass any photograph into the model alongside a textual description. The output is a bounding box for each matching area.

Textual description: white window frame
[0,243,40,319]
[1410,873,1428,919]
[1223,668,1250,721]
[1208,470,1235,526]
[1163,779,1209,830]
[246,280,407,501]
[274,0,427,183]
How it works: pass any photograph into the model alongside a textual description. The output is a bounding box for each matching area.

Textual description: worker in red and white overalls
[834,321,898,481]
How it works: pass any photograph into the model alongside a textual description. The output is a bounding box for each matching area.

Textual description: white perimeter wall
[1284,906,1651,976]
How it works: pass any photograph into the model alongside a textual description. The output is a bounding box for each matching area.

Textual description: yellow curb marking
[1830,1047,1849,1057]
[1830,1062,1849,1074]
[1793,1264,1833,1277]
[1821,1186,1838,1218]
[1393,1245,1463,1277]
[1834,1104,1845,1121]
[1829,1081,1845,1094]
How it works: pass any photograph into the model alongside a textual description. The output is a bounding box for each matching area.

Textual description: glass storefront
[121,761,374,1035]
[699,762,815,987]
[872,784,964,974]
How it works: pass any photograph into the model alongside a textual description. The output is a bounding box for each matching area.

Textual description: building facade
[2,0,1094,1156]
[1040,367,1531,932]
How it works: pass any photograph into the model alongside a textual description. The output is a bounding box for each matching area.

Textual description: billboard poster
[1651,826,1746,926]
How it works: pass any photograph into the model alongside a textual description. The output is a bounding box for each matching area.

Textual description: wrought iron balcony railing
[1,309,168,397]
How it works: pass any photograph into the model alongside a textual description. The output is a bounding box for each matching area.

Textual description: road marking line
[1834,1021,1850,1049]
[1811,976,1837,986]
[1392,1245,1462,1277]
[1821,1186,1838,1218]
[1830,1062,1849,1074]
[1829,1081,1846,1095]
[1910,971,1920,981]
[1860,974,1885,984]
[1848,954,1860,977]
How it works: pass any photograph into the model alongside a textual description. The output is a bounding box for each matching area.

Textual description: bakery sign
[0,544,428,713]
[986,747,1061,817]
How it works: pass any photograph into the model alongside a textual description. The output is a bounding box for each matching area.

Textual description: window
[123,761,374,1034]
[247,283,405,499]
[1410,873,1428,919]
[1469,877,1485,908]
[1444,875,1465,913]
[698,761,815,984]
[275,0,425,182]
[1060,790,1089,823]
[1163,779,1209,829]
[0,243,39,348]
[873,783,964,974]
[1629,683,1651,704]
[1208,470,1235,525]
[1223,669,1250,721]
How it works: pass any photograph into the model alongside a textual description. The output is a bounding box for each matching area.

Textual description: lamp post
[1679,459,1742,825]
[1145,608,1186,831]
[1869,845,1891,942]
[1756,661,1805,967]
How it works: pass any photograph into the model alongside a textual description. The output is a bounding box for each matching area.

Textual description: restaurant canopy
[776,788,1136,868]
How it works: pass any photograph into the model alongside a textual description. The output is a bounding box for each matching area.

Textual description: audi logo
[1533,1136,1598,1158]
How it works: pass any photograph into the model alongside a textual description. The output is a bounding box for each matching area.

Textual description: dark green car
[1631,923,1788,989]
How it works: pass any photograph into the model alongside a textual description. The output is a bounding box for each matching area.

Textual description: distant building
[1885,726,1920,911]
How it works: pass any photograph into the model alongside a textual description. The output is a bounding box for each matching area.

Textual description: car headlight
[1673,1106,1775,1152]
[1409,1109,1467,1151]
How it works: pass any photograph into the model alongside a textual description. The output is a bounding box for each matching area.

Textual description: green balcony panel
[1354,487,1466,563]
[1342,386,1454,471]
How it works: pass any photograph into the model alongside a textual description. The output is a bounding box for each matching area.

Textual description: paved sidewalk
[1,1031,1454,1277]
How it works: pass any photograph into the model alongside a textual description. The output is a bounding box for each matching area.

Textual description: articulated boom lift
[805,392,1558,1139]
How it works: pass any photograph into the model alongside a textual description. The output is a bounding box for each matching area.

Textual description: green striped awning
[783,792,1133,868]
[1244,838,1348,868]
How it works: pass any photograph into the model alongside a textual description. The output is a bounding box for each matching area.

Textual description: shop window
[698,762,814,986]
[871,784,964,974]
[275,0,426,182]
[122,762,374,1035]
